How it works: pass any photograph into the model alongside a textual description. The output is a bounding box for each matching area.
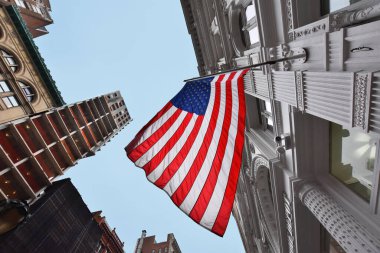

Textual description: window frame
[0,49,19,73]
[295,114,380,231]
[245,93,277,158]
[242,3,260,48]
[326,123,380,214]
[18,81,36,103]
[0,80,19,108]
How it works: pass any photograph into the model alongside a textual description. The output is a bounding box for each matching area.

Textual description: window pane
[8,96,19,106]
[265,100,272,114]
[1,50,18,72]
[5,57,16,66]
[330,0,350,12]
[2,97,12,108]
[245,5,256,20]
[249,27,259,44]
[267,117,273,127]
[330,123,377,202]
[0,80,10,92]
[15,0,26,8]
[18,81,35,102]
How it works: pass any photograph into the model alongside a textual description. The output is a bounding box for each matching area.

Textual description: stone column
[299,183,380,253]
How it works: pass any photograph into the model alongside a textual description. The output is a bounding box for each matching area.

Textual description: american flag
[126,70,248,236]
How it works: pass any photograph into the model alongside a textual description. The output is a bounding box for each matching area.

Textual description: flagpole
[184,49,307,82]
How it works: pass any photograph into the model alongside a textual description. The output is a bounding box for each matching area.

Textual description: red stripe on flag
[170,75,224,207]
[211,70,248,236]
[143,112,193,175]
[189,72,236,223]
[128,107,182,162]
[154,115,204,188]
[126,102,172,154]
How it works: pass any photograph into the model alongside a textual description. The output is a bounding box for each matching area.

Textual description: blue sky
[36,1,245,252]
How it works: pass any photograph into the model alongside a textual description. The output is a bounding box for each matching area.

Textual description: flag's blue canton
[171,77,213,115]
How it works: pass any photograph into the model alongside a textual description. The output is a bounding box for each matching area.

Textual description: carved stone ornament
[294,19,327,39]
[295,71,304,111]
[353,73,370,129]
[286,0,294,41]
[283,193,294,253]
[252,155,269,177]
[330,4,379,31]
[299,183,380,253]
[251,155,280,253]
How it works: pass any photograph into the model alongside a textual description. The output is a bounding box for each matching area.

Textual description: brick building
[134,230,181,253]
[0,91,131,203]
[0,179,102,252]
[2,0,53,37]
[93,210,125,253]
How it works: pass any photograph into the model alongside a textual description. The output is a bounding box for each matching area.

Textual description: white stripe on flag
[179,74,229,214]
[164,77,218,195]
[147,114,199,183]
[136,105,178,147]
[135,110,188,167]
[200,70,242,229]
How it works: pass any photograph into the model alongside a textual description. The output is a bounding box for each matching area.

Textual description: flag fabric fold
[125,70,248,236]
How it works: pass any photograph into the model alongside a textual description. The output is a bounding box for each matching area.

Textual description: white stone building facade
[180,0,380,252]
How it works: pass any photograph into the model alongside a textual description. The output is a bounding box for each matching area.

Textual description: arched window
[0,80,19,108]
[18,81,35,102]
[1,50,19,72]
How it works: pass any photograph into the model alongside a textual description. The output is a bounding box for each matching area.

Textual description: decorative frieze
[295,71,304,111]
[353,72,371,129]
[293,18,328,40]
[299,183,380,253]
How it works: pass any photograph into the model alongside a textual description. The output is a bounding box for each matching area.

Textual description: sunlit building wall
[181,0,380,252]
[134,231,182,253]
[0,91,131,203]
[0,3,64,124]
[93,210,125,253]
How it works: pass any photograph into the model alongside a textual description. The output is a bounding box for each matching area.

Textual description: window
[15,0,26,8]
[164,247,168,253]
[0,80,19,108]
[2,96,19,108]
[321,0,361,15]
[18,81,35,102]
[330,123,378,202]
[244,4,260,46]
[158,249,162,253]
[0,80,10,92]
[1,50,18,72]
[258,99,273,132]
[152,250,155,253]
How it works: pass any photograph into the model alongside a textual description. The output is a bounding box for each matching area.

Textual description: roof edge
[5,5,65,106]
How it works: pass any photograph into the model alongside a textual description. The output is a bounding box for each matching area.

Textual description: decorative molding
[251,155,280,253]
[283,193,294,253]
[286,0,294,41]
[299,183,380,253]
[330,3,380,31]
[294,20,327,40]
[353,72,370,129]
[252,155,269,177]
[295,71,304,111]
